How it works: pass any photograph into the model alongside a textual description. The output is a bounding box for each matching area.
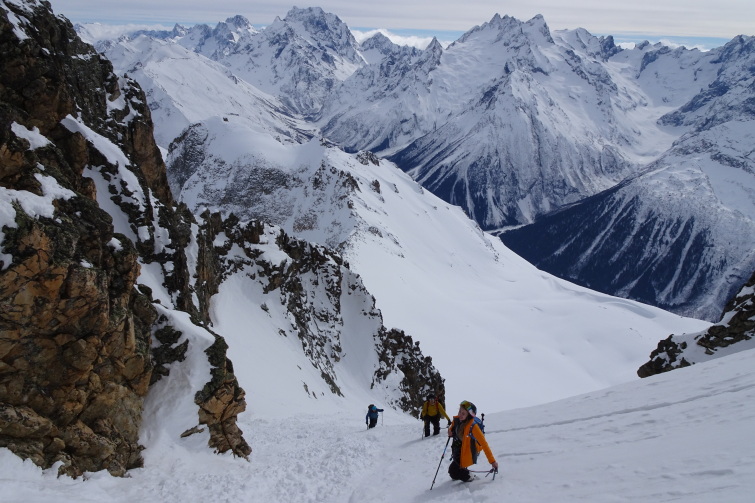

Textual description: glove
[447,421,452,427]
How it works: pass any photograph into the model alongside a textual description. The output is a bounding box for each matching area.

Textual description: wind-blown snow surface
[2,348,753,502]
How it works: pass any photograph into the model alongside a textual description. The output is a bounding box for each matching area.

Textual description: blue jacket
[366,406,384,421]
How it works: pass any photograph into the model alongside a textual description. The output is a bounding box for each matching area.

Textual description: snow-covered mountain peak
[524,13,555,43]
[172,15,258,58]
[221,14,255,31]
[210,15,257,43]
[456,13,525,46]
[660,35,755,131]
[282,6,363,64]
[414,36,443,72]
[423,37,443,57]
[358,31,421,65]
[457,12,553,49]
[169,23,188,37]
[554,28,622,61]
[284,6,346,35]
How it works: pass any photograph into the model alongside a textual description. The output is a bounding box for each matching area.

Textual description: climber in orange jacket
[421,394,451,437]
[447,400,498,482]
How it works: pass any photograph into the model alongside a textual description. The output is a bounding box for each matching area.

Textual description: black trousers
[423,414,441,436]
[448,460,471,481]
[368,417,378,428]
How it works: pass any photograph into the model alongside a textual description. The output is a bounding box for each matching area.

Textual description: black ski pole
[430,437,451,490]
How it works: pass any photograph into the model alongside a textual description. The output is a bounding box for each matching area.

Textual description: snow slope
[163,115,710,410]
[95,34,311,149]
[2,346,753,502]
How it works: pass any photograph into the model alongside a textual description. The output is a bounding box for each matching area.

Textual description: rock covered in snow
[0,0,249,475]
[191,212,444,416]
[637,270,755,377]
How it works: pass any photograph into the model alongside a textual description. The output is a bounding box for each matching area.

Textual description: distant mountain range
[500,35,755,321]
[79,6,755,321]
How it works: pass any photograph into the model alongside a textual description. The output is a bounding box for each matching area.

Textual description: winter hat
[460,400,477,416]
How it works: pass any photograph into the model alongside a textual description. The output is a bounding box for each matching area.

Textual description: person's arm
[439,403,451,422]
[472,423,498,469]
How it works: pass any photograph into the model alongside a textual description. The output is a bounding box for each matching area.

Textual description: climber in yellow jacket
[421,394,451,437]
[447,400,498,482]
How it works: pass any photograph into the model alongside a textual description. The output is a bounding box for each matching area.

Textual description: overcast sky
[48,0,751,48]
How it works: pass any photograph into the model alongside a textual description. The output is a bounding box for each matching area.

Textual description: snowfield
[2,347,753,502]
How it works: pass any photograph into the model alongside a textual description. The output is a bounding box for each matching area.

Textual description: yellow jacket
[421,400,451,421]
[449,416,496,469]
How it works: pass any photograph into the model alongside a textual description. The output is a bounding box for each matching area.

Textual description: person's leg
[369,418,377,428]
[431,415,441,435]
[423,417,431,437]
[448,461,470,481]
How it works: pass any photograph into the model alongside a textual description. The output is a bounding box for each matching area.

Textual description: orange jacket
[421,400,451,421]
[448,416,496,468]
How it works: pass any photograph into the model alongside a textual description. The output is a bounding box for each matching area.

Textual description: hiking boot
[463,474,477,483]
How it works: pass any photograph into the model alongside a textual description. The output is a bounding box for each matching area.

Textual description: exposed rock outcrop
[638,269,755,378]
[195,212,445,415]
[374,328,445,417]
[0,0,248,475]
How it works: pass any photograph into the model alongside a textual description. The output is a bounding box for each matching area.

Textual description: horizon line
[73,19,736,51]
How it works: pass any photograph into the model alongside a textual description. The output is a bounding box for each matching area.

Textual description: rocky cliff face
[637,269,755,378]
[0,0,248,476]
[192,212,445,416]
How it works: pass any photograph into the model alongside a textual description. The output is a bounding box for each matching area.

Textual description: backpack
[468,416,484,463]
[451,416,484,464]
